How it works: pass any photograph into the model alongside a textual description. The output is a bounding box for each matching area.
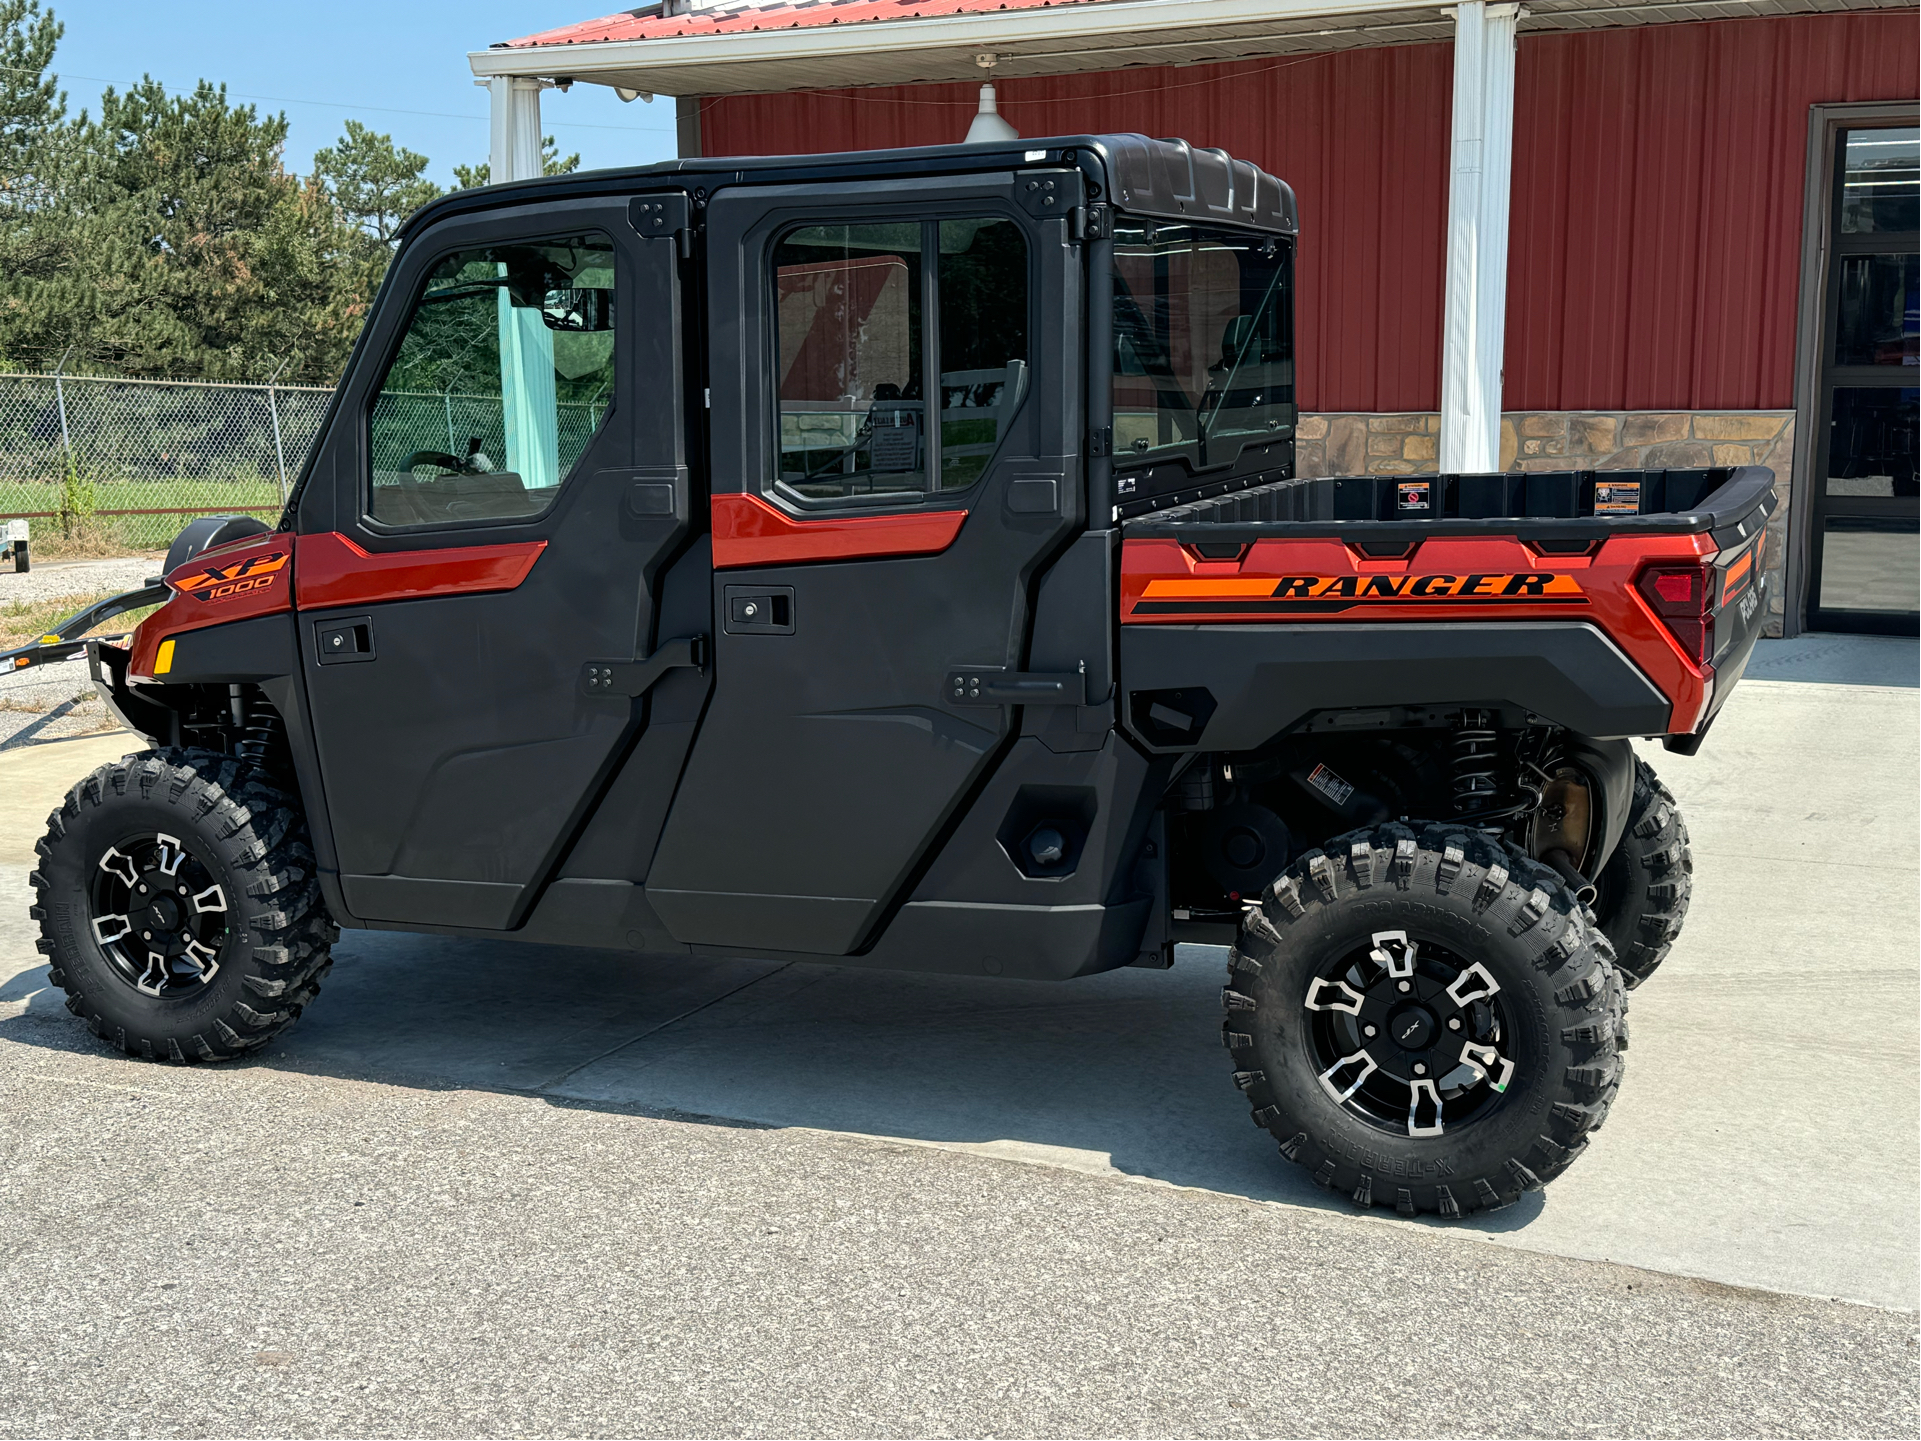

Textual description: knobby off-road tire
[1592,757,1692,988]
[1224,824,1626,1217]
[30,748,337,1062]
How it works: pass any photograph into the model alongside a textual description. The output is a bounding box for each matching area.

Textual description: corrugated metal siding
[703,12,1918,412]
[1507,11,1919,411]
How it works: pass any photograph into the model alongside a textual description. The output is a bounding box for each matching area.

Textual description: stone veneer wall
[1293,411,1796,636]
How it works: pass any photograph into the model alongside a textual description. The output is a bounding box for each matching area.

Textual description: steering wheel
[403,450,470,475]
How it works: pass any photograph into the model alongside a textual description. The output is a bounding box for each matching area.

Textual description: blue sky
[41,1,680,185]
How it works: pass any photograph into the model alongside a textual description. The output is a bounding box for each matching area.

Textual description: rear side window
[1112,222,1293,471]
[368,234,616,527]
[772,218,1028,506]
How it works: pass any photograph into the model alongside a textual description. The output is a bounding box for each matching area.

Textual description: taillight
[1635,561,1715,665]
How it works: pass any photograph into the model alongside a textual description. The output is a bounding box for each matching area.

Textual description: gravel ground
[0,555,159,606]
[0,666,119,748]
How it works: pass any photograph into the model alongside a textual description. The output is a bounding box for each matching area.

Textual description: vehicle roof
[397,133,1297,242]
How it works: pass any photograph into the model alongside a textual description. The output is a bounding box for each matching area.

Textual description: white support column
[485,75,547,183]
[1439,1,1522,474]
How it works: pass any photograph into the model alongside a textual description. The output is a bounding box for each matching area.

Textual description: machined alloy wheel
[87,832,231,998]
[1302,930,1518,1141]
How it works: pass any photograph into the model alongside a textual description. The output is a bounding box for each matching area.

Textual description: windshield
[1111,220,1294,470]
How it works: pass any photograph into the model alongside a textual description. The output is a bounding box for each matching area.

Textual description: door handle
[581,634,708,698]
[314,617,375,665]
[946,663,1086,707]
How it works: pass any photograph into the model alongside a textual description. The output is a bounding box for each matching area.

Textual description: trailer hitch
[580,634,708,698]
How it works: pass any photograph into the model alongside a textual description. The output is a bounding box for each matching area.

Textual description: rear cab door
[292,192,700,930]
[645,165,1085,955]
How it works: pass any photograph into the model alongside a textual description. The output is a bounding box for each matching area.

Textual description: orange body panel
[293,532,546,610]
[712,492,966,569]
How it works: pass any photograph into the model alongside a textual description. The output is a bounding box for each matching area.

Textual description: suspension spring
[1450,710,1501,812]
[236,707,284,770]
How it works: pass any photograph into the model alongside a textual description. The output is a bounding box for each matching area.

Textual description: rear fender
[1561,735,1635,875]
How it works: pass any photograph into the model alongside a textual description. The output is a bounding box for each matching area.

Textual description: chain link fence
[0,372,336,551]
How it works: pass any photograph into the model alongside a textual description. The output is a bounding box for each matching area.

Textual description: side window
[368,234,616,527]
[772,217,1028,506]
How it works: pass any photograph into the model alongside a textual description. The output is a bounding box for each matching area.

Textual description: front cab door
[295,196,697,930]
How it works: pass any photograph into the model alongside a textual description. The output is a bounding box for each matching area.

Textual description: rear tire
[29,748,337,1062]
[1225,824,1625,1217]
[1592,757,1692,987]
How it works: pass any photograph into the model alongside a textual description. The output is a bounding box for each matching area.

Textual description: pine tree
[0,0,68,327]
[314,120,442,246]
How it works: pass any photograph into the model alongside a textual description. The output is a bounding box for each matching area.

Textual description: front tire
[1225,825,1625,1217]
[1592,757,1692,987]
[29,749,337,1062]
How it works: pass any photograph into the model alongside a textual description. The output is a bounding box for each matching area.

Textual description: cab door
[295,195,699,930]
[646,171,1084,955]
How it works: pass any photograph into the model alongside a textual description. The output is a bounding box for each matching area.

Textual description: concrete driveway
[0,636,1915,1437]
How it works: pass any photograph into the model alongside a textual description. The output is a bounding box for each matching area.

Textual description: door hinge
[1087,425,1113,458]
[630,193,695,258]
[1076,203,1110,241]
[1016,170,1087,220]
[946,662,1086,708]
[582,634,708,698]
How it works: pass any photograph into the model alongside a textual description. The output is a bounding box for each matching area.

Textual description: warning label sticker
[1397,482,1431,511]
[1306,763,1355,806]
[1594,480,1641,514]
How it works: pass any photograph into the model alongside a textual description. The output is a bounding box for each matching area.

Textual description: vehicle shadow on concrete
[0,929,1545,1234]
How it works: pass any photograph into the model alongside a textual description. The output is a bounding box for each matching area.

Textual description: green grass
[0,476,285,553]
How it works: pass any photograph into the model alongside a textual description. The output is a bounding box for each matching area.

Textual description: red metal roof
[505,0,1121,51]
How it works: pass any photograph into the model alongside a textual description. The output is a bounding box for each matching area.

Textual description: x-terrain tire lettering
[1225,825,1626,1216]
[31,749,337,1061]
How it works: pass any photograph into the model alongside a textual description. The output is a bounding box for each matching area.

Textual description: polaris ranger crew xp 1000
[25,136,1769,1216]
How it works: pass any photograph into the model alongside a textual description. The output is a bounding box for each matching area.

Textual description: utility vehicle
[21,136,1770,1215]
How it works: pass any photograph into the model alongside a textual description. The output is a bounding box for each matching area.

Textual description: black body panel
[156,613,295,685]
[1120,622,1673,750]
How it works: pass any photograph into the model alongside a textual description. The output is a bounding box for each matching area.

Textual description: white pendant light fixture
[964,53,1019,144]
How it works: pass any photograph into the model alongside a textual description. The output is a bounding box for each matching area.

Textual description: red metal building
[473,0,1919,635]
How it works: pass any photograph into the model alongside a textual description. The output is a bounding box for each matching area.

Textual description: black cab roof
[398,133,1297,243]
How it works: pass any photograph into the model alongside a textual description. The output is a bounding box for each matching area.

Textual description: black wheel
[30,749,337,1062]
[1591,757,1691,987]
[1225,824,1626,1217]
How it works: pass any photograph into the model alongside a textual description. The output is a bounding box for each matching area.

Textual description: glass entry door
[1809,126,1919,635]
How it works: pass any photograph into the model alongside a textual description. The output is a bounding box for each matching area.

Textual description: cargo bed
[1119,466,1775,550]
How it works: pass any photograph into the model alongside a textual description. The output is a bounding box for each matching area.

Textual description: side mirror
[539,288,615,332]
